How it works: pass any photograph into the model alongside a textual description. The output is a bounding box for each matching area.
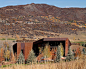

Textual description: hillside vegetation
[0,3,86,41]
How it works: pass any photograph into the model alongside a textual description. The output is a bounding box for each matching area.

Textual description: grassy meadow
[1,55,86,69]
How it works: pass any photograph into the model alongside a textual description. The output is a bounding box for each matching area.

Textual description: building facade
[13,38,71,61]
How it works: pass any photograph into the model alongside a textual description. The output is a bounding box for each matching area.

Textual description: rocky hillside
[0,3,86,21]
[0,3,86,38]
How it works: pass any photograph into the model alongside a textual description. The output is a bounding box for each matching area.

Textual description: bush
[17,51,25,64]
[26,50,36,64]
[66,46,74,61]
[82,48,86,55]
[7,38,15,40]
[0,38,5,40]
[55,45,61,62]
[82,44,86,47]
[2,65,7,67]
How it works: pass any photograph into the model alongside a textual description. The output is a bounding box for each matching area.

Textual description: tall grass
[73,41,86,46]
[0,38,5,40]
[1,55,86,69]
[7,38,15,40]
[0,38,15,40]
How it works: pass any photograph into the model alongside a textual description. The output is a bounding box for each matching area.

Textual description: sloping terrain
[0,3,86,41]
[0,3,86,21]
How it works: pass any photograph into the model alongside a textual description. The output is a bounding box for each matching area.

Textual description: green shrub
[17,51,25,64]
[82,48,86,55]
[66,46,74,61]
[2,65,7,67]
[0,38,5,40]
[55,45,61,62]
[7,38,15,40]
[26,49,36,64]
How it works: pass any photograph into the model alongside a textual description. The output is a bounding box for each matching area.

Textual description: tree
[77,47,81,57]
[43,45,51,58]
[17,51,25,64]
[60,43,64,57]
[38,47,43,54]
[26,49,36,64]
[4,50,10,61]
[66,46,74,61]
[55,45,61,62]
[3,42,11,61]
[82,48,86,55]
[43,43,51,62]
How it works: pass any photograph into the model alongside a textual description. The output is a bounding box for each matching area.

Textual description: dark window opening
[21,43,25,55]
[49,41,59,46]
[13,43,17,56]
[33,44,39,56]
[21,50,24,54]
[33,41,65,57]
[49,41,65,57]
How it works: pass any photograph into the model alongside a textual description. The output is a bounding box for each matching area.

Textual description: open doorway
[13,43,17,55]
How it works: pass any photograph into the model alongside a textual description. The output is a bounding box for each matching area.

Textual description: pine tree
[26,49,36,64]
[17,51,25,64]
[82,48,86,55]
[66,46,74,61]
[55,45,61,62]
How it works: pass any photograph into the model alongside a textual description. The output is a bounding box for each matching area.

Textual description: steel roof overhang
[33,38,68,44]
[43,38,68,41]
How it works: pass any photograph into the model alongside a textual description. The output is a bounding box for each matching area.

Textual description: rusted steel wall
[17,42,21,59]
[65,38,69,56]
[16,38,71,61]
[16,42,33,60]
[24,42,33,60]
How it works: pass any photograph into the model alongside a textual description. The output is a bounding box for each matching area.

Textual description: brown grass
[1,55,86,69]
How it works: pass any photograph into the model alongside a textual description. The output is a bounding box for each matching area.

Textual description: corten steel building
[33,38,71,57]
[13,38,71,60]
[13,42,33,60]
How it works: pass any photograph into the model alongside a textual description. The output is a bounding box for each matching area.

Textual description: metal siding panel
[43,38,67,41]
[17,43,21,59]
[21,43,25,50]
[25,42,33,60]
[65,39,68,56]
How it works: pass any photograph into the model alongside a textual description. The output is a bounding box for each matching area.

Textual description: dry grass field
[0,30,86,69]
[1,55,86,69]
[0,30,86,42]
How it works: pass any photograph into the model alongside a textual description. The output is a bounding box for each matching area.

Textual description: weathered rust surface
[65,38,68,56]
[21,43,25,50]
[24,42,33,60]
[43,38,68,41]
[33,38,68,44]
[34,38,71,57]
[17,42,21,59]
[16,42,33,60]
[14,38,71,61]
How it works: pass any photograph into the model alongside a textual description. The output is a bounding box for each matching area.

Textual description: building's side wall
[24,42,33,60]
[17,43,21,59]
[65,38,69,56]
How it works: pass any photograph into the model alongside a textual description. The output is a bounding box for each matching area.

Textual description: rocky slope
[0,3,86,21]
[0,3,86,38]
